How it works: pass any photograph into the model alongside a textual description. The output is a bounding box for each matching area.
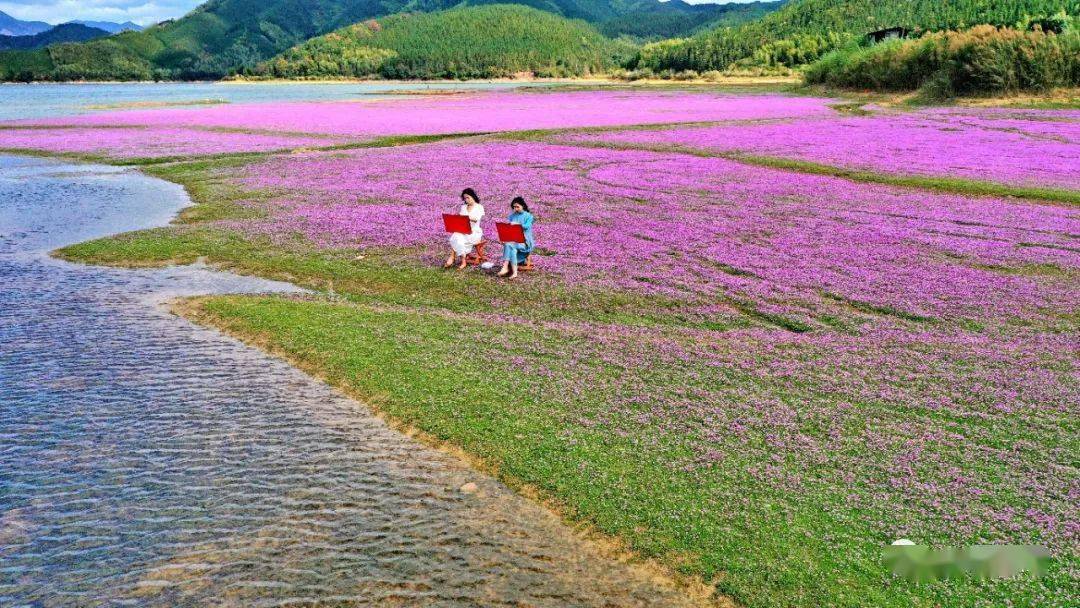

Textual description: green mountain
[598,1,783,40]
[0,0,778,81]
[0,24,110,51]
[251,5,620,79]
[636,0,1080,73]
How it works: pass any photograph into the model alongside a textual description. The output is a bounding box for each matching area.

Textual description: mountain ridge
[0,10,51,36]
[69,20,145,34]
[0,23,111,51]
[0,9,145,37]
[0,0,783,81]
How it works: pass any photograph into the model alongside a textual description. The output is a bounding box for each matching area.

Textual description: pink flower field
[236,140,1079,324]
[0,126,338,159]
[24,90,837,137]
[25,88,1077,606]
[560,107,1080,190]
[4,91,1074,195]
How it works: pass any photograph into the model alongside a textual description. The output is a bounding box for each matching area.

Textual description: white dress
[449,203,485,256]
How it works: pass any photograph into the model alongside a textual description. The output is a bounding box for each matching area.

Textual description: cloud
[0,1,202,26]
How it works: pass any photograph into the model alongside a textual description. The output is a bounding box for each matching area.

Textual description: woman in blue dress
[498,196,534,279]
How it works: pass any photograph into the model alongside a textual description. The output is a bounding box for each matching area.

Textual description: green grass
[180,295,883,607]
[0,147,112,164]
[178,292,1076,608]
[822,292,934,323]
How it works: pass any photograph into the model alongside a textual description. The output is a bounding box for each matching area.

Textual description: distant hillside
[0,0,428,81]
[69,20,145,34]
[0,24,110,51]
[637,0,1080,73]
[0,10,50,36]
[251,5,619,80]
[0,0,764,82]
[598,0,783,40]
[453,0,785,40]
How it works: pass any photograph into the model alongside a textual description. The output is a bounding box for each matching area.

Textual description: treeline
[805,24,1080,97]
[247,5,625,80]
[3,0,1078,88]
[1,42,149,81]
[633,0,1080,73]
[597,1,781,41]
[0,0,776,81]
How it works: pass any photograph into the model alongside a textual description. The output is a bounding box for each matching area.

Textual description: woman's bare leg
[498,261,510,277]
[507,259,519,279]
[444,252,456,268]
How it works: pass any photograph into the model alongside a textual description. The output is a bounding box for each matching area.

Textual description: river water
[0,154,695,606]
[0,82,541,121]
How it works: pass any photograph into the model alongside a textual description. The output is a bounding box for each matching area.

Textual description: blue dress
[503,210,534,264]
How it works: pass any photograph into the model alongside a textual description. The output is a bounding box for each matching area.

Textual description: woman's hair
[511,196,530,213]
[461,188,479,204]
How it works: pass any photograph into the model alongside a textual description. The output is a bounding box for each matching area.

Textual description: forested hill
[637,0,1080,73]
[598,0,783,40]
[0,24,110,51]
[0,0,779,81]
[250,5,619,80]
[1,0,401,81]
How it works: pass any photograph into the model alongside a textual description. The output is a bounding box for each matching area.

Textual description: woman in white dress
[445,188,485,270]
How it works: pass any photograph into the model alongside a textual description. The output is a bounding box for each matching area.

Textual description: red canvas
[443,213,472,234]
[496,222,526,244]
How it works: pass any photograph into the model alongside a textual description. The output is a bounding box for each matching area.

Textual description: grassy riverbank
[40,89,1080,608]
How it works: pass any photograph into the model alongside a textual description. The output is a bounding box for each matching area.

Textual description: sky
[1,1,206,25]
[1,0,755,26]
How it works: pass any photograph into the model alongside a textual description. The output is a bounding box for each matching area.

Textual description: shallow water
[0,82,539,121]
[0,155,695,606]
